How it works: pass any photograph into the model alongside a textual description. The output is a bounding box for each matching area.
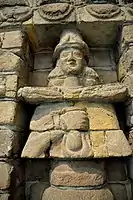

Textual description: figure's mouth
[67,61,76,65]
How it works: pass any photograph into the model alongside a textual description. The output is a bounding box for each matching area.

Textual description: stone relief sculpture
[21,29,132,200]
[22,29,131,159]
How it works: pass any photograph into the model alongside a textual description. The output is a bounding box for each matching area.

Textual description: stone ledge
[17,83,128,104]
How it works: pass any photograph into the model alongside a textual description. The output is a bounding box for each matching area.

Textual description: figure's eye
[73,51,82,58]
[60,51,69,59]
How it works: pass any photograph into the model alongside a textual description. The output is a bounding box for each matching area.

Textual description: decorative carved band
[38,3,74,21]
[0,6,33,23]
[86,4,122,19]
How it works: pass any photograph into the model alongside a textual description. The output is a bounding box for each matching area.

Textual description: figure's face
[59,48,84,75]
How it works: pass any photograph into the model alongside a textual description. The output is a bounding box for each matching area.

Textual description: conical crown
[53,29,89,61]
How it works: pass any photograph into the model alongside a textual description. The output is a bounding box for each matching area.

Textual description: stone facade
[0,0,133,200]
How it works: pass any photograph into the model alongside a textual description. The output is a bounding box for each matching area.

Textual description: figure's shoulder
[48,67,64,79]
[84,67,99,78]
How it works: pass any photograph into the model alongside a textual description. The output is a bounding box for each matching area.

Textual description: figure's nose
[67,52,75,61]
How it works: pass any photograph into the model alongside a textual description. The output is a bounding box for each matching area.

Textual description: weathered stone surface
[0,128,22,157]
[42,187,114,200]
[60,110,89,131]
[122,25,133,44]
[79,83,128,101]
[0,194,10,200]
[30,114,54,131]
[50,161,105,187]
[0,51,24,72]
[0,162,13,189]
[90,130,131,157]
[5,75,18,97]
[105,130,132,156]
[107,159,127,181]
[18,87,63,103]
[90,131,108,158]
[18,83,128,103]
[0,101,28,129]
[118,46,133,81]
[75,102,120,130]
[0,101,16,125]
[124,74,133,97]
[21,130,65,158]
[21,131,50,158]
[2,31,24,49]
[0,0,28,6]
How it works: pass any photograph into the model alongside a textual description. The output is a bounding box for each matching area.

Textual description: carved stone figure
[48,29,99,88]
[21,29,131,200]
[22,29,131,159]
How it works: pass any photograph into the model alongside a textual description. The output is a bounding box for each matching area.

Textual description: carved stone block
[90,131,108,158]
[105,130,131,157]
[50,161,105,187]
[0,128,23,157]
[0,51,24,72]
[122,25,133,44]
[42,187,114,200]
[0,161,13,190]
[75,102,120,130]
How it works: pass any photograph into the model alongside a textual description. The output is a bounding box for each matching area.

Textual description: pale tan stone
[17,83,128,103]
[51,161,105,186]
[0,51,24,72]
[2,31,23,49]
[65,130,82,151]
[122,25,133,43]
[60,110,89,131]
[22,130,65,158]
[90,131,108,158]
[118,46,133,81]
[105,130,132,156]
[30,114,54,131]
[42,187,114,200]
[0,162,13,189]
[0,129,19,157]
[6,75,18,97]
[21,131,50,158]
[0,101,17,125]
[75,102,120,130]
[80,83,127,102]
[17,87,63,103]
[62,133,93,158]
